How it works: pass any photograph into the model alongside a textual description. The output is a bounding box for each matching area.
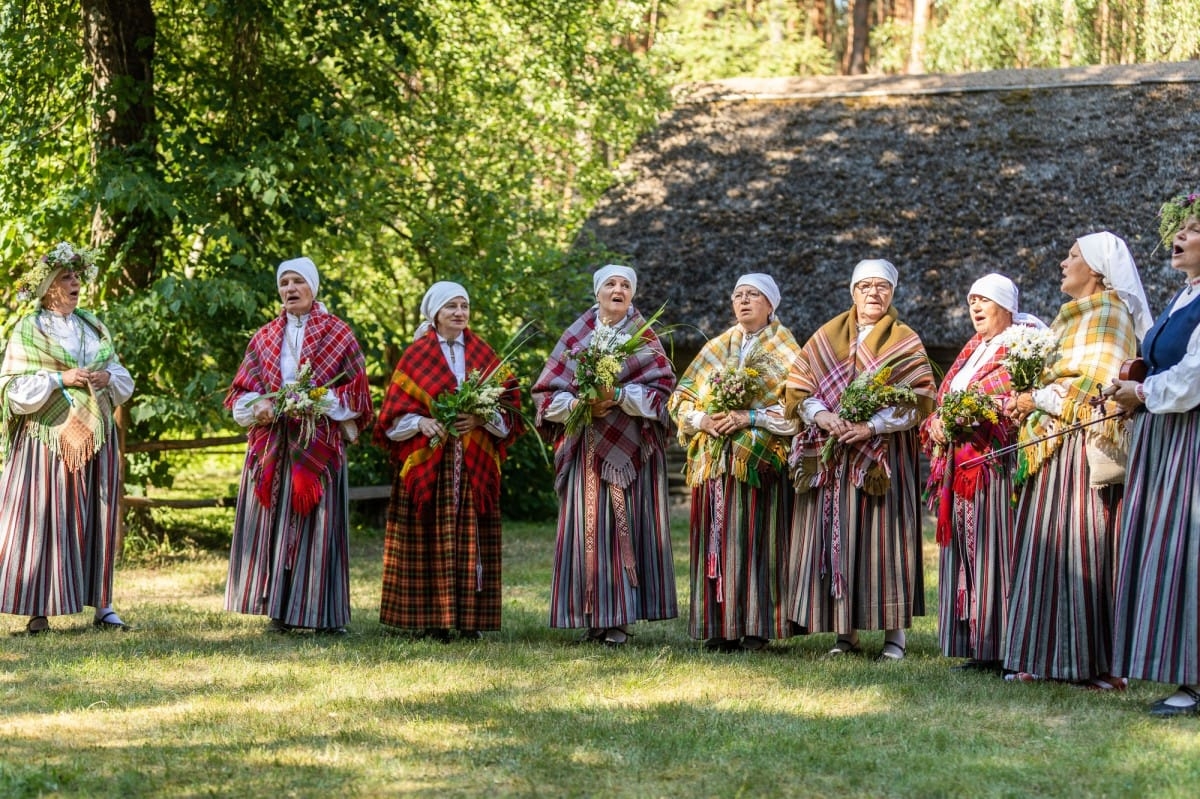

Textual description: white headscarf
[733,273,781,314]
[1076,231,1153,339]
[277,256,319,298]
[968,272,1047,330]
[415,281,469,341]
[592,264,637,298]
[850,258,899,290]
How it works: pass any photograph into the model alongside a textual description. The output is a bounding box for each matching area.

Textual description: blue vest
[1142,288,1200,376]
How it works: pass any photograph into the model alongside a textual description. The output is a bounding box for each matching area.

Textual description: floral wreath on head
[15,241,101,302]
[1158,191,1200,249]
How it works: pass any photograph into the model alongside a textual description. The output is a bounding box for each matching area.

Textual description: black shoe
[704,637,740,653]
[951,658,1001,673]
[317,626,348,636]
[93,610,132,631]
[1149,686,1200,718]
[423,628,452,643]
[265,618,291,634]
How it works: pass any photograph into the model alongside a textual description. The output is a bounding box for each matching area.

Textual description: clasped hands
[419,413,484,441]
[582,385,619,420]
[814,410,874,444]
[60,367,111,391]
[699,410,753,437]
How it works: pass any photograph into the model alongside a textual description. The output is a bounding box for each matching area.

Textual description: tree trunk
[908,0,930,73]
[80,0,163,293]
[844,0,871,74]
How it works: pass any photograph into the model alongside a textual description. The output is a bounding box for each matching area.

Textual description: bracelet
[54,372,64,388]
[614,386,623,402]
[749,409,757,426]
[1134,383,1146,403]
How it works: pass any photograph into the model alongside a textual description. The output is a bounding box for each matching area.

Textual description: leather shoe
[1149,686,1200,718]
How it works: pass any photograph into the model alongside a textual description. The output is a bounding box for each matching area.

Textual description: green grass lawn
[3,498,1199,798]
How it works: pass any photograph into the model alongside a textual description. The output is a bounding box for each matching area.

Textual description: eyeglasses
[731,289,764,302]
[853,281,893,296]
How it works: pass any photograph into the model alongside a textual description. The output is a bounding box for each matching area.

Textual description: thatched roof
[582,62,1200,363]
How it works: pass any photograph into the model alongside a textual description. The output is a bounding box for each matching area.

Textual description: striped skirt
[380,441,503,631]
[1112,408,1200,684]
[549,433,677,629]
[225,449,351,629]
[0,425,122,616]
[1003,431,1121,680]
[787,430,925,634]
[688,468,793,641]
[937,469,1014,660]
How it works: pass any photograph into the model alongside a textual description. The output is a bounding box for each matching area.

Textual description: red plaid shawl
[373,328,521,515]
[786,306,935,492]
[532,306,675,495]
[226,304,373,516]
[920,332,1017,545]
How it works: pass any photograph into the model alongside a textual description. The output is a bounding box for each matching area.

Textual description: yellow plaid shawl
[1016,291,1137,480]
[669,320,801,487]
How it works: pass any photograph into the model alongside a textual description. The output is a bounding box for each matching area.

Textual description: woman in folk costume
[784,259,936,661]
[669,274,800,652]
[374,282,522,641]
[1109,193,1200,715]
[1002,232,1150,688]
[920,273,1045,671]
[532,265,677,647]
[226,257,373,635]
[0,242,134,635]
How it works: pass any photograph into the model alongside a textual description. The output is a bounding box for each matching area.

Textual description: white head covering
[733,273,781,313]
[592,264,637,298]
[277,256,319,298]
[415,281,469,341]
[968,272,1047,330]
[850,258,899,290]
[1076,231,1153,339]
[968,273,1018,313]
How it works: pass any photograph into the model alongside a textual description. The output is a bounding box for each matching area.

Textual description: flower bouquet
[997,325,1057,391]
[564,306,664,436]
[272,361,339,447]
[706,347,782,415]
[937,387,999,442]
[430,320,538,448]
[820,364,917,462]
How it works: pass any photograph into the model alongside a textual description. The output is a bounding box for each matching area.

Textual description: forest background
[2,0,1199,531]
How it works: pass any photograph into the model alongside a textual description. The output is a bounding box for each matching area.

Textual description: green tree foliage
[0,1,669,514]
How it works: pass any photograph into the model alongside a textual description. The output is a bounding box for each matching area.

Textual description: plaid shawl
[668,319,801,487]
[0,309,118,471]
[1016,290,1137,481]
[785,306,935,493]
[373,328,522,515]
[920,332,1017,545]
[226,304,373,517]
[532,305,675,494]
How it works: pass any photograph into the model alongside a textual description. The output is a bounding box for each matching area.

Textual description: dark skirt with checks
[380,446,503,631]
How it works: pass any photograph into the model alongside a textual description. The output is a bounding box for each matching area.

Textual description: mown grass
[2,479,1199,797]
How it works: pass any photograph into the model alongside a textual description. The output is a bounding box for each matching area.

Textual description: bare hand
[419,417,446,441]
[815,410,849,437]
[710,410,751,436]
[837,421,875,445]
[61,368,87,388]
[589,398,618,419]
[88,369,111,389]
[1004,392,1035,424]
[1106,378,1143,414]
[453,413,484,435]
[927,415,947,446]
[253,399,275,425]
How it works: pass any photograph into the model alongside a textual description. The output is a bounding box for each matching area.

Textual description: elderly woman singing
[374,282,522,641]
[785,259,936,661]
[920,273,1044,671]
[532,265,677,647]
[669,273,801,652]
[225,257,373,635]
[0,242,135,635]
[1003,232,1150,688]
